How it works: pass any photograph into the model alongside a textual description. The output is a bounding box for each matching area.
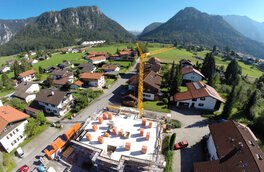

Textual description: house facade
[12,82,40,103]
[18,69,36,82]
[35,89,74,117]
[87,56,107,64]
[194,120,264,172]
[80,73,105,88]
[0,105,29,153]
[127,71,161,101]
[181,66,204,82]
[0,66,10,73]
[171,81,224,111]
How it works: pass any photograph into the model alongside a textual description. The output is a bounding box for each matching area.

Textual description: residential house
[18,69,36,82]
[87,51,108,57]
[110,48,136,61]
[57,61,73,69]
[194,120,264,172]
[181,66,204,82]
[33,89,74,117]
[180,59,193,68]
[80,73,105,88]
[86,56,107,64]
[78,63,96,73]
[0,66,11,73]
[101,64,120,72]
[70,80,84,89]
[51,69,74,87]
[127,70,161,101]
[171,81,224,111]
[44,66,59,73]
[27,59,38,65]
[12,82,40,103]
[0,105,29,153]
[136,57,161,73]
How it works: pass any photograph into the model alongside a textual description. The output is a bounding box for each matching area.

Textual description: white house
[171,81,224,111]
[80,73,105,88]
[0,105,29,153]
[0,66,10,73]
[194,120,264,171]
[87,56,107,64]
[181,66,204,82]
[12,82,40,103]
[18,69,36,82]
[34,89,74,117]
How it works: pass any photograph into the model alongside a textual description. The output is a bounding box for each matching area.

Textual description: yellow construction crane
[136,43,175,118]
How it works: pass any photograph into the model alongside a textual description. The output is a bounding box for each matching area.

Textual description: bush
[169,119,181,129]
[169,133,176,150]
[162,135,170,155]
[164,150,173,172]
[3,152,16,172]
[163,98,168,104]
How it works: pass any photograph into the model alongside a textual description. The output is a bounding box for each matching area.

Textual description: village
[0,41,263,172]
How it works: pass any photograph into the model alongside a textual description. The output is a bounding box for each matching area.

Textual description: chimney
[51,91,54,96]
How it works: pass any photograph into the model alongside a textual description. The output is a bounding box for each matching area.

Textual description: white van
[16,147,24,158]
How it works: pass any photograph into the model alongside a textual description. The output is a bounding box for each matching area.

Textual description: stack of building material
[86,133,92,141]
[140,128,144,136]
[141,145,147,154]
[125,142,131,151]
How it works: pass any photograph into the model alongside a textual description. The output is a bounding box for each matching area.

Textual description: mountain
[129,30,142,36]
[223,15,264,43]
[141,22,163,35]
[139,7,264,58]
[0,6,135,56]
[0,18,35,45]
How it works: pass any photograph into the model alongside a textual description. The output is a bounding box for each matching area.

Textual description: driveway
[170,108,209,172]
[12,68,137,172]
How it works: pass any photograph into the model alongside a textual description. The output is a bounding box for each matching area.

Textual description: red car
[18,165,29,172]
[174,140,189,150]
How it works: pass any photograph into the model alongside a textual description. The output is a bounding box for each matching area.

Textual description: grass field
[32,52,86,70]
[87,43,134,54]
[143,101,170,113]
[0,55,16,66]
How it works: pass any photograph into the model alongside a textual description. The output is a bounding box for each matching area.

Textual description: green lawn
[87,43,134,54]
[0,55,16,66]
[32,52,86,70]
[0,89,14,98]
[143,101,170,113]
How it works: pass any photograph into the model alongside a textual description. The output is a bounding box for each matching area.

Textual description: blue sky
[1,0,264,31]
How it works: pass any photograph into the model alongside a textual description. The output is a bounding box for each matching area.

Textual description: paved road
[12,69,136,172]
[170,108,209,172]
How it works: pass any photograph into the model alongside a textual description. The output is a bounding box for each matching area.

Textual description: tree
[35,111,47,125]
[24,118,40,137]
[169,64,182,95]
[212,45,217,52]
[1,73,12,89]
[221,85,236,119]
[44,76,53,88]
[75,68,80,79]
[20,59,30,72]
[225,59,241,85]
[169,133,176,150]
[13,60,21,79]
[244,90,259,120]
[38,66,44,74]
[224,46,230,54]
[173,41,178,47]
[201,53,215,86]
[10,98,26,111]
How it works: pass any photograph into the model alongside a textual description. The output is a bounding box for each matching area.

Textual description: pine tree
[13,60,21,79]
[225,59,241,85]
[38,66,44,74]
[201,53,215,86]
[244,90,259,120]
[221,85,236,119]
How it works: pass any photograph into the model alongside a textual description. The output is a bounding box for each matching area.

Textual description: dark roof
[135,63,161,73]
[53,77,70,86]
[35,89,69,106]
[78,63,95,73]
[127,71,161,90]
[194,120,264,172]
[51,69,68,76]
[148,57,161,64]
[13,82,36,99]
[25,100,42,113]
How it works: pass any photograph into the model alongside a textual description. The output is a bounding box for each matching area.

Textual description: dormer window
[256,154,263,160]
[248,140,255,146]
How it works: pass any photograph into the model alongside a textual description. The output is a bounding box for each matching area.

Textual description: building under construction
[68,109,165,171]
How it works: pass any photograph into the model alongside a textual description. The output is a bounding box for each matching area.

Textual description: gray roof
[35,89,69,106]
[13,82,36,99]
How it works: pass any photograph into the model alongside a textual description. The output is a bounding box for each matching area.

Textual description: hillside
[139,7,264,58]
[0,18,35,45]
[140,22,163,35]
[0,6,135,56]
[223,15,264,43]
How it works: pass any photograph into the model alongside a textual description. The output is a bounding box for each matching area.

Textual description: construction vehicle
[136,43,175,118]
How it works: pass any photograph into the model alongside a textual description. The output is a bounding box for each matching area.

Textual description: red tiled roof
[0,105,29,134]
[53,77,70,85]
[88,51,107,56]
[181,66,205,78]
[73,80,83,87]
[119,51,132,56]
[173,81,224,102]
[88,56,106,61]
[80,73,104,80]
[19,69,35,77]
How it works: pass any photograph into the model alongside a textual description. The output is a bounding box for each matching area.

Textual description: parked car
[16,147,24,158]
[174,140,189,150]
[18,165,29,172]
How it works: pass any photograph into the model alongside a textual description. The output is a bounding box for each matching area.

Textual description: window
[143,94,151,98]
[192,98,197,101]
[7,136,9,139]
[16,128,19,132]
[198,103,204,107]
[46,108,51,112]
[14,140,17,144]
[248,140,255,146]
[17,138,19,141]
[13,131,15,134]
[53,110,58,114]
[200,97,206,101]
[11,143,14,146]
[256,154,263,160]
[10,133,13,137]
